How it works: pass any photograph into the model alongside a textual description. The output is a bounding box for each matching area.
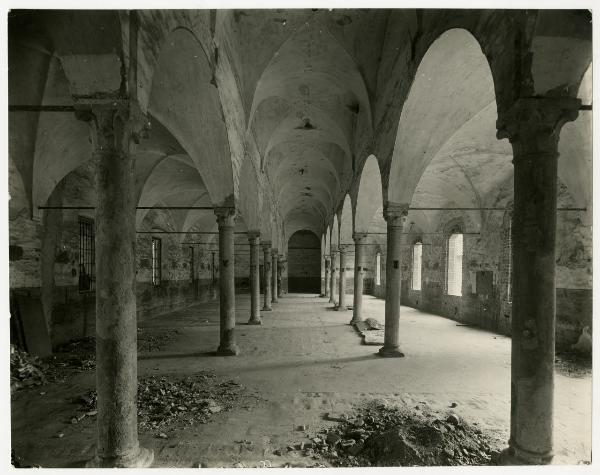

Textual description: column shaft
[329,251,337,304]
[337,248,347,310]
[351,235,366,324]
[379,205,406,358]
[324,257,330,298]
[498,98,579,464]
[248,233,261,325]
[215,209,239,355]
[272,251,279,303]
[88,105,152,467]
[262,245,272,311]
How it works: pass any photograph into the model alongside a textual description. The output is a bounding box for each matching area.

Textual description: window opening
[375,252,381,285]
[447,233,463,296]
[78,216,95,292]
[152,237,162,286]
[412,242,422,291]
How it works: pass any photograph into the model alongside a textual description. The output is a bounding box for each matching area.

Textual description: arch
[148,28,235,207]
[339,195,353,247]
[354,154,385,234]
[331,214,339,252]
[387,29,500,206]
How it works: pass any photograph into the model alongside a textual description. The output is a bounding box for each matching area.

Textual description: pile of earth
[287,401,502,466]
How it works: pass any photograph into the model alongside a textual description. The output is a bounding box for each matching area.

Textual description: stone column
[271,250,279,303]
[378,203,407,358]
[277,255,284,298]
[80,103,153,467]
[247,231,261,325]
[215,207,239,356]
[497,97,580,465]
[350,233,368,324]
[262,243,272,311]
[329,250,337,304]
[336,246,348,310]
[320,253,327,296]
[324,257,330,298]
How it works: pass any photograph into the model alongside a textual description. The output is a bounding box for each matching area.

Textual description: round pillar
[84,104,153,467]
[247,231,261,325]
[336,246,348,310]
[324,257,330,298]
[497,97,580,465]
[215,207,239,356]
[271,250,279,303]
[378,203,407,358]
[350,233,367,324]
[262,243,272,311]
[329,250,338,304]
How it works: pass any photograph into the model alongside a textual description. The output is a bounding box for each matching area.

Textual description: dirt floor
[10,293,592,467]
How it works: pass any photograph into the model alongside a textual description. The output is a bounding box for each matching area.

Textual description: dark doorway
[288,230,321,293]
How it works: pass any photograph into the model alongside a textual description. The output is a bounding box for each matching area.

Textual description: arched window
[447,233,463,296]
[375,252,381,285]
[412,241,422,291]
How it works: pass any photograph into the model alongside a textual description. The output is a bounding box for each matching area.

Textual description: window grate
[189,246,194,281]
[78,216,95,292]
[152,237,162,286]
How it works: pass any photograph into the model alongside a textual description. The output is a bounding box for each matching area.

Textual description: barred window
[189,246,195,281]
[78,216,95,292]
[152,237,162,286]
[447,233,463,296]
[375,252,381,285]
[412,242,422,291]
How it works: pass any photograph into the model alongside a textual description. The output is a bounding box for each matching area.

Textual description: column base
[216,343,240,356]
[86,446,154,468]
[247,317,262,325]
[349,317,363,325]
[499,444,553,465]
[319,294,326,297]
[262,306,272,312]
[335,305,348,311]
[378,346,405,358]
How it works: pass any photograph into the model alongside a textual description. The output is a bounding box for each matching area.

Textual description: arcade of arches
[8,8,593,469]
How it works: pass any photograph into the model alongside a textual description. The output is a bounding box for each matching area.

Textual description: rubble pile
[285,402,501,467]
[47,337,96,379]
[10,345,47,392]
[72,371,248,435]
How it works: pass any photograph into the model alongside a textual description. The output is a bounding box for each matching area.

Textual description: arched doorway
[287,230,321,293]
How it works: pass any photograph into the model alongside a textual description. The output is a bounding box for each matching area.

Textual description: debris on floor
[555,349,592,378]
[286,400,502,466]
[352,319,385,345]
[71,371,254,435]
[10,344,47,393]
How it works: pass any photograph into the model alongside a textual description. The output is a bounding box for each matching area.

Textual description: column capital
[496,97,581,159]
[271,248,279,256]
[214,207,236,227]
[261,241,271,251]
[383,202,409,226]
[247,230,260,241]
[353,232,369,243]
[338,245,348,253]
[75,100,151,153]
